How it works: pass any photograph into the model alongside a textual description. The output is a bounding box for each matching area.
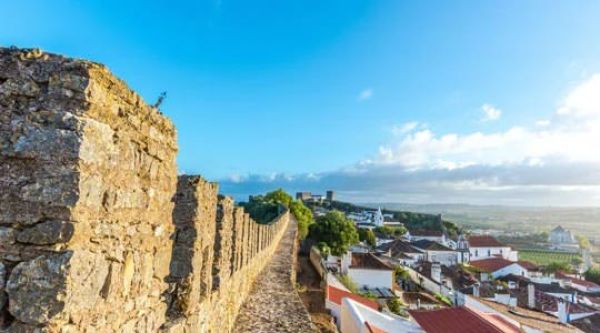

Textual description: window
[487,249,491,257]
[475,250,479,257]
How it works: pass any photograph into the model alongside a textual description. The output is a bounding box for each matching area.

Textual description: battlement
[0,47,293,333]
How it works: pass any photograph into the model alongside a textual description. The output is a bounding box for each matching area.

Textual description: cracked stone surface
[234,218,317,333]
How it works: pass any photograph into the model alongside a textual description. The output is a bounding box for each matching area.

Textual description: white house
[549,226,576,244]
[548,226,580,252]
[411,239,462,266]
[325,282,380,328]
[407,230,447,244]
[555,271,600,293]
[376,239,425,267]
[469,258,535,279]
[467,235,517,261]
[340,298,424,333]
[342,252,394,289]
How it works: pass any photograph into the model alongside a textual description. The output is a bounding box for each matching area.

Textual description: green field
[519,249,581,266]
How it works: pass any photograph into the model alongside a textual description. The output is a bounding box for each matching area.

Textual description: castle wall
[0,48,297,333]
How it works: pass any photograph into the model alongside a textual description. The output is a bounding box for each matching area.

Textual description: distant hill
[308,200,460,238]
[362,202,600,241]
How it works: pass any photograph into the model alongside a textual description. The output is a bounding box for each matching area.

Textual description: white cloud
[535,120,551,127]
[391,121,419,136]
[358,88,373,101]
[481,103,502,122]
[222,74,600,206]
[557,74,600,118]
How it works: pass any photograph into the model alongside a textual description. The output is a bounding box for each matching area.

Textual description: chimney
[558,299,569,324]
[527,284,536,309]
[341,251,351,274]
[473,283,480,298]
[431,262,442,283]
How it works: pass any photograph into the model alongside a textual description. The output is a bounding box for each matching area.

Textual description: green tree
[584,268,600,285]
[243,189,314,239]
[309,210,359,256]
[394,266,410,280]
[576,235,591,250]
[264,188,293,207]
[544,261,573,274]
[358,228,377,247]
[374,225,407,239]
[290,200,314,240]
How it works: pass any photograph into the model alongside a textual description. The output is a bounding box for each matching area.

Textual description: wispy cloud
[391,121,419,136]
[481,103,502,122]
[535,120,551,127]
[358,88,373,101]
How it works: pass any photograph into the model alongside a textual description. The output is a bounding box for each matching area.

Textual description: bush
[387,297,405,315]
[358,228,377,247]
[585,268,600,285]
[543,261,573,274]
[241,189,314,239]
[337,274,359,294]
[290,200,313,240]
[394,266,410,280]
[374,225,407,239]
[434,293,452,306]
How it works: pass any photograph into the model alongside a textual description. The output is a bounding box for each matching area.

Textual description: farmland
[519,249,581,266]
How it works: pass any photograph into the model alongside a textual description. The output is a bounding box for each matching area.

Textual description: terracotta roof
[571,313,600,333]
[401,292,439,305]
[411,229,444,237]
[327,285,379,310]
[365,322,387,333]
[517,260,539,271]
[411,239,454,252]
[469,258,519,273]
[376,239,423,256]
[556,271,600,289]
[468,235,506,247]
[409,306,519,333]
[478,299,582,333]
[350,252,394,271]
[513,287,596,315]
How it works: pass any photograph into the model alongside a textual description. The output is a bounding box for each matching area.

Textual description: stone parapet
[0,47,309,333]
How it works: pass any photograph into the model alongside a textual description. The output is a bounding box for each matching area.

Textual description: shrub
[337,274,359,294]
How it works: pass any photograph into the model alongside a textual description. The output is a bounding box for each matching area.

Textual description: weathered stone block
[16,220,74,245]
[6,253,71,324]
[1,47,178,331]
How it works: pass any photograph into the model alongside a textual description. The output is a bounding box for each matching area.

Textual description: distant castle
[296,190,335,203]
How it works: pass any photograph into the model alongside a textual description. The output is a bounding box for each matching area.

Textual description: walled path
[233,217,318,332]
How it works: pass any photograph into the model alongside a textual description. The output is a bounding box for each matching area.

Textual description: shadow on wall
[165,176,219,318]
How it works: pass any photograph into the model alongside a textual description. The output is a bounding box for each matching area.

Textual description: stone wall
[0,48,294,333]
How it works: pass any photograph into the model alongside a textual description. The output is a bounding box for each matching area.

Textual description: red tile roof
[409,307,520,333]
[517,260,539,271]
[327,285,379,310]
[468,235,506,247]
[556,271,600,288]
[469,258,520,273]
[365,322,387,333]
[351,252,394,271]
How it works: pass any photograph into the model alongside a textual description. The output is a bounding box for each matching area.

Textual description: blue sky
[3,1,600,205]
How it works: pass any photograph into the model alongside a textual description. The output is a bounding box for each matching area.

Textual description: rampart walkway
[233,218,317,332]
